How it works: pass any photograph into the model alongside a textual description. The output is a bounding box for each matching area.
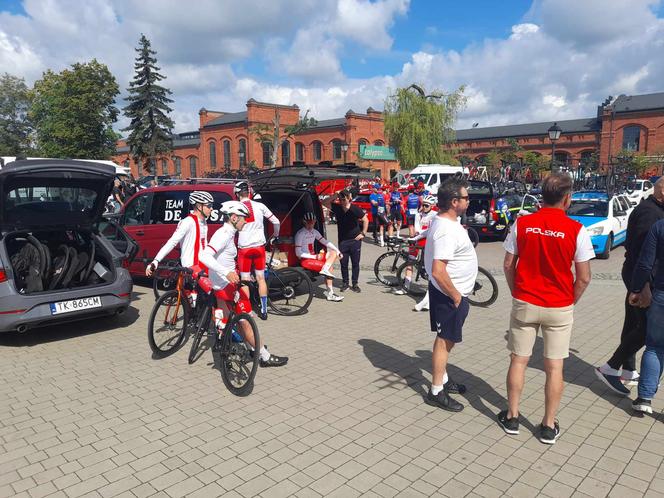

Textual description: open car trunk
[4,229,117,295]
[467,197,492,225]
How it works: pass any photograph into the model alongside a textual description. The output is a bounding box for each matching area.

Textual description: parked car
[119,166,373,277]
[408,164,466,193]
[465,180,532,239]
[626,179,654,206]
[0,160,138,333]
[567,190,632,259]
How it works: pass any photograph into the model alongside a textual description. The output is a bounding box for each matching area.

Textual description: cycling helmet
[422,194,437,206]
[303,212,316,222]
[234,181,250,195]
[189,191,213,205]
[220,200,250,217]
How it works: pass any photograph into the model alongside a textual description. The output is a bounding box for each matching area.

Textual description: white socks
[431,374,449,395]
[599,363,621,376]
[322,263,331,273]
[260,346,270,361]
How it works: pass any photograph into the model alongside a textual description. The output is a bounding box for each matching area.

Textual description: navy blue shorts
[406,214,416,226]
[429,283,469,343]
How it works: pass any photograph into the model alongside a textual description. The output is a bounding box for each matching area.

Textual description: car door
[97,219,139,266]
[120,191,150,275]
[611,197,628,245]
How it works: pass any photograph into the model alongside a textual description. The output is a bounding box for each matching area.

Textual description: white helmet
[234,181,250,195]
[189,191,214,205]
[220,200,249,217]
[422,194,437,206]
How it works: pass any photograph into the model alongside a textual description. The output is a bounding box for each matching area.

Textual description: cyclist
[405,185,421,237]
[199,201,288,367]
[146,190,213,278]
[387,182,404,239]
[394,194,438,296]
[370,184,388,247]
[295,212,344,302]
[235,181,281,320]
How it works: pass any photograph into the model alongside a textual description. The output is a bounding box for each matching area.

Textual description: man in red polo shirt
[498,172,593,444]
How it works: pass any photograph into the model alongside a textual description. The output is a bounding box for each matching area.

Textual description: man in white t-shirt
[424,179,477,413]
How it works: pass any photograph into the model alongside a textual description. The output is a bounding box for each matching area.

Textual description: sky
[1,0,664,134]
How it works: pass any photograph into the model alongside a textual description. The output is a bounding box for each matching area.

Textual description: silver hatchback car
[0,159,138,333]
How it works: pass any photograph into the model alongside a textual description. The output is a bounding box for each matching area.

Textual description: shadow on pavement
[0,306,140,347]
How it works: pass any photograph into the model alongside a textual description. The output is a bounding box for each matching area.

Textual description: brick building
[454,91,664,175]
[114,99,398,179]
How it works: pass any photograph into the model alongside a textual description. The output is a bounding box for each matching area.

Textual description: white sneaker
[621,370,640,386]
[413,304,429,312]
[319,267,335,278]
[392,288,406,295]
[326,291,344,302]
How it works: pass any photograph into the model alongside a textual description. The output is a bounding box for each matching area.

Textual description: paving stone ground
[1,234,664,498]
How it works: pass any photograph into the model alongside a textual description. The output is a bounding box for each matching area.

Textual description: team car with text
[0,160,138,333]
[567,191,633,259]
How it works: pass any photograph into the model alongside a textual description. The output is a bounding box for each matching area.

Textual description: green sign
[359,144,396,161]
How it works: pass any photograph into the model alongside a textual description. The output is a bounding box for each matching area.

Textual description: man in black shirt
[595,177,664,394]
[330,190,369,292]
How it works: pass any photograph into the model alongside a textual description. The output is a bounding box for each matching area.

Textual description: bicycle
[373,236,411,287]
[152,258,180,300]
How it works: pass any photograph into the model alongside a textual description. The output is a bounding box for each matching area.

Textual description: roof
[303,118,346,130]
[612,92,664,113]
[203,111,248,128]
[115,131,200,153]
[455,117,601,141]
[246,98,299,109]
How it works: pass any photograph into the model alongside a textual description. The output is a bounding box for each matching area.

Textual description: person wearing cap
[405,185,421,237]
[146,190,214,277]
[295,213,344,302]
[370,183,388,247]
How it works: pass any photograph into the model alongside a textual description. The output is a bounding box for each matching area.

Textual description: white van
[408,164,466,192]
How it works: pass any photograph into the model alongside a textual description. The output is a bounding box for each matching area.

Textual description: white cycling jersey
[238,199,280,249]
[414,210,437,234]
[294,228,339,260]
[152,214,208,268]
[199,223,237,290]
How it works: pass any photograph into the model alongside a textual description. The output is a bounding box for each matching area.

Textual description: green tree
[0,73,33,156]
[30,60,119,158]
[384,84,466,169]
[123,34,174,175]
[484,149,502,177]
[522,151,549,177]
[615,149,651,175]
[249,109,316,167]
[500,137,523,165]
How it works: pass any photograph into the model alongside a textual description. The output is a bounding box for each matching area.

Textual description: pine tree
[123,34,174,176]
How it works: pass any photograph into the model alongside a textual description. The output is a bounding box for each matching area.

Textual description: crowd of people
[141,171,664,445]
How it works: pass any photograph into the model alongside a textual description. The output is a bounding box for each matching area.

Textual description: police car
[567,191,633,259]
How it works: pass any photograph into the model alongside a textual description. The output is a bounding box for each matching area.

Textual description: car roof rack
[160,177,242,185]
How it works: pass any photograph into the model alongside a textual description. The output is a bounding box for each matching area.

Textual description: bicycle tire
[467,227,479,248]
[188,305,210,364]
[396,261,428,297]
[267,267,314,316]
[148,290,189,357]
[467,267,498,307]
[220,312,260,397]
[374,250,403,287]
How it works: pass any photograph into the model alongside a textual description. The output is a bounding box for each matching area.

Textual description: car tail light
[0,269,7,283]
[489,199,499,222]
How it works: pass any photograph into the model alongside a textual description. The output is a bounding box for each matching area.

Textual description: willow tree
[384,84,466,169]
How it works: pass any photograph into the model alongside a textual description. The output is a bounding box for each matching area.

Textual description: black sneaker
[497,410,520,435]
[258,309,268,321]
[594,367,630,395]
[260,353,289,367]
[339,283,350,292]
[425,388,464,412]
[632,397,653,414]
[445,379,466,395]
[351,284,361,293]
[538,422,560,444]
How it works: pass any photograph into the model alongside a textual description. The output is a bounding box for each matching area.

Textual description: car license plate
[50,296,102,315]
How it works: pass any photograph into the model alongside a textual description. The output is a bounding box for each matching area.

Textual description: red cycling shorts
[408,240,425,258]
[237,246,266,273]
[300,258,325,273]
[214,283,252,314]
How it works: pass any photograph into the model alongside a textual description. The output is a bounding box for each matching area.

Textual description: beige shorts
[508,298,574,359]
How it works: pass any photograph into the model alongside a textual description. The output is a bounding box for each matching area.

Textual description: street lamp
[548,122,562,171]
[341,142,349,164]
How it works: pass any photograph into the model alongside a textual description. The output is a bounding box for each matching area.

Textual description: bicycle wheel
[220,312,260,396]
[396,261,428,297]
[267,267,314,316]
[188,305,211,364]
[374,251,403,286]
[467,267,498,307]
[467,227,479,248]
[152,274,177,300]
[148,290,189,357]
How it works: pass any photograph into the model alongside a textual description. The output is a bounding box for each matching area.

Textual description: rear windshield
[568,200,608,217]
[468,182,492,195]
[6,186,98,215]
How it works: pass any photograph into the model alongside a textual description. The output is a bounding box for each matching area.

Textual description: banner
[359,145,396,161]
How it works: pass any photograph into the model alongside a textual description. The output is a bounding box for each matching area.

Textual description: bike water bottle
[214,308,224,332]
[189,291,197,308]
[231,327,243,343]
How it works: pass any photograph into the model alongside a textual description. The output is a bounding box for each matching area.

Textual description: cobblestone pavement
[2,236,664,498]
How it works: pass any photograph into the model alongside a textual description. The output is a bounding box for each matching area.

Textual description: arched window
[148,159,156,174]
[373,140,384,146]
[161,159,168,175]
[262,142,273,166]
[189,156,197,177]
[223,140,231,169]
[295,142,304,162]
[174,157,181,176]
[281,140,290,167]
[123,159,129,170]
[554,151,569,167]
[358,138,368,153]
[622,126,640,151]
[312,141,322,161]
[209,141,217,169]
[332,140,342,160]
[239,139,247,167]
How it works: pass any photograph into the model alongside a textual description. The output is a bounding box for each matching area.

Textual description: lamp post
[341,142,349,164]
[548,122,562,171]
